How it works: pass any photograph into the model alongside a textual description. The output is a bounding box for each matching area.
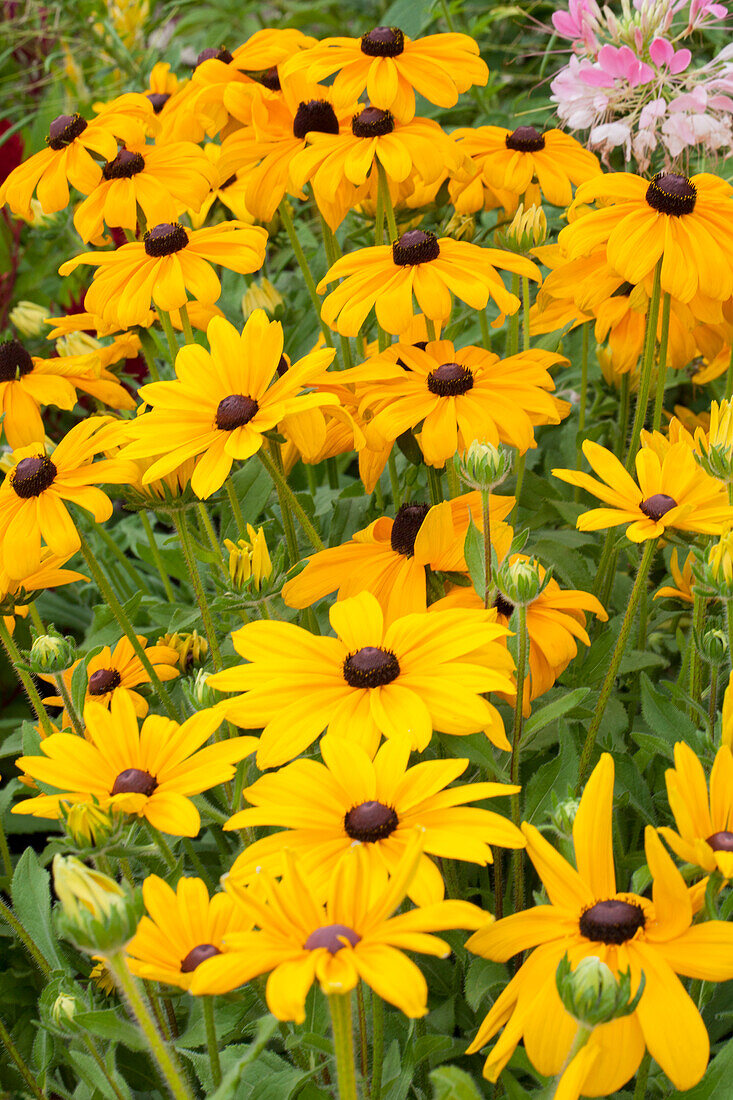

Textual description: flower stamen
[88,669,123,695]
[427,363,474,397]
[47,114,87,150]
[215,394,259,430]
[11,456,57,498]
[180,943,221,971]
[304,923,361,953]
[360,26,405,57]
[343,646,400,688]
[344,800,399,841]
[292,100,340,139]
[392,229,440,266]
[639,493,677,520]
[144,223,189,257]
[390,502,430,556]
[579,899,645,944]
[645,173,697,216]
[0,339,33,382]
[505,126,545,152]
[111,768,158,796]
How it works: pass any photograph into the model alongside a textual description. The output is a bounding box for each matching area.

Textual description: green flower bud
[458,441,513,492]
[8,301,50,338]
[53,855,142,955]
[60,800,121,850]
[183,669,219,709]
[29,628,76,674]
[550,795,580,838]
[496,203,547,254]
[555,953,645,1028]
[496,555,550,607]
[697,627,728,665]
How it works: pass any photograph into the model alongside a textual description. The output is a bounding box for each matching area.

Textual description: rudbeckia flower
[119,310,338,499]
[0,337,77,447]
[654,548,695,604]
[0,94,155,217]
[208,590,515,768]
[559,171,733,304]
[58,220,267,329]
[285,27,489,123]
[282,492,514,623]
[0,417,135,580]
[126,876,252,991]
[660,742,733,880]
[189,833,489,1016]
[553,438,733,542]
[143,61,182,117]
[225,734,524,905]
[72,140,217,242]
[188,142,255,228]
[13,693,257,836]
[466,754,733,1093]
[318,229,539,337]
[452,125,601,208]
[0,548,86,633]
[40,635,180,722]
[357,340,568,466]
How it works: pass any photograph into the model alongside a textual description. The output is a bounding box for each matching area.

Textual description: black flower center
[392,229,440,266]
[146,92,170,114]
[427,362,474,397]
[361,26,405,57]
[292,99,340,139]
[220,174,238,190]
[180,943,221,972]
[111,768,158,797]
[246,66,281,91]
[343,646,400,688]
[352,107,394,138]
[304,923,361,953]
[390,502,430,557]
[143,223,189,257]
[215,394,259,430]
[0,339,33,382]
[344,800,399,841]
[505,126,545,152]
[88,668,123,695]
[707,831,733,852]
[645,172,697,216]
[47,113,87,150]
[196,47,233,66]
[639,493,677,520]
[579,899,646,944]
[11,456,57,498]
[493,592,515,618]
[103,148,145,180]
[276,354,289,377]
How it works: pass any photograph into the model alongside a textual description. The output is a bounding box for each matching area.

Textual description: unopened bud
[496,555,549,606]
[51,993,79,1028]
[497,203,547,254]
[694,402,733,484]
[157,630,208,673]
[53,855,142,954]
[442,211,476,242]
[225,526,272,592]
[704,534,733,599]
[29,629,76,674]
[550,795,580,838]
[556,953,644,1027]
[8,301,50,337]
[61,801,119,849]
[183,669,219,709]
[458,441,513,492]
[698,627,728,665]
[242,278,284,320]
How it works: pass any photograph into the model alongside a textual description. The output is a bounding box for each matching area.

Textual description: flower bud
[698,627,728,666]
[442,211,476,242]
[242,278,284,320]
[705,533,733,599]
[8,301,50,338]
[157,630,208,673]
[225,526,273,592]
[61,801,119,849]
[555,953,645,1028]
[53,855,142,955]
[550,795,580,839]
[496,555,549,607]
[458,441,513,492]
[29,629,76,674]
[497,203,547,254]
[51,993,79,1028]
[183,669,219,709]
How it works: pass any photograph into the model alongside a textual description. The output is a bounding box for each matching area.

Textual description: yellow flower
[58,221,267,330]
[13,692,257,836]
[208,590,515,767]
[0,417,135,580]
[318,229,539,337]
[119,311,338,498]
[125,876,252,991]
[0,548,87,633]
[225,526,272,590]
[0,338,77,448]
[285,27,489,123]
[467,754,733,1093]
[188,141,255,229]
[553,438,733,542]
[225,733,524,904]
[654,548,695,604]
[660,742,733,880]
[188,833,489,1017]
[8,301,50,337]
[157,630,209,673]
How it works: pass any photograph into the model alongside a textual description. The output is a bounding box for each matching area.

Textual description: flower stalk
[625,259,662,469]
[328,992,359,1100]
[511,603,528,912]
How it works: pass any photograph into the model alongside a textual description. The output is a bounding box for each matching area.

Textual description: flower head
[660,742,733,880]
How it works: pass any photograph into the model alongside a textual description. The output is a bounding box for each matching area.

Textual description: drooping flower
[0,549,87,633]
[0,337,77,447]
[208,590,515,768]
[119,311,338,498]
[188,833,490,1016]
[659,742,733,880]
[13,693,257,836]
[466,754,733,1093]
[553,438,733,542]
[125,875,252,990]
[654,548,695,604]
[224,734,525,904]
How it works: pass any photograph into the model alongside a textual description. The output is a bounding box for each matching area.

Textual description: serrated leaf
[522,688,591,745]
[209,1016,279,1100]
[73,1008,147,1052]
[463,516,485,596]
[10,848,63,970]
[639,674,697,744]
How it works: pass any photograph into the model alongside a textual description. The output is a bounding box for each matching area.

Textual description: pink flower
[580,44,654,87]
[688,0,727,31]
[551,0,601,52]
[650,37,691,74]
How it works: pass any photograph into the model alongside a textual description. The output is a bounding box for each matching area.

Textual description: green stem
[159,310,181,366]
[709,663,719,735]
[258,446,325,554]
[482,489,492,607]
[632,1052,651,1100]
[0,896,51,976]
[625,260,662,469]
[576,539,658,791]
[203,995,222,1088]
[0,618,54,736]
[0,1013,46,1100]
[106,951,195,1100]
[92,524,152,597]
[507,275,520,357]
[690,588,707,720]
[579,322,590,434]
[28,602,44,634]
[140,512,176,602]
[53,672,84,737]
[521,275,531,352]
[145,820,177,871]
[82,1033,129,1100]
[376,161,398,242]
[137,326,161,382]
[328,993,358,1100]
[510,605,528,913]
[651,291,671,431]
[179,302,195,345]
[196,502,228,579]
[171,512,223,671]
[279,200,333,347]
[427,465,444,505]
[616,372,631,457]
[478,309,492,351]
[725,343,733,401]
[426,317,438,342]
[493,851,504,921]
[370,990,384,1100]
[0,812,11,879]
[318,214,354,371]
[78,533,180,722]
[513,453,527,520]
[387,452,401,509]
[356,983,368,1081]
[225,478,247,538]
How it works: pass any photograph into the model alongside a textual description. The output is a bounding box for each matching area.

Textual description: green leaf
[523,734,578,822]
[429,1064,486,1100]
[668,1034,733,1098]
[639,674,696,745]
[10,848,64,970]
[73,1008,147,1052]
[70,645,104,718]
[382,0,435,38]
[522,688,591,746]
[463,516,485,597]
[209,1016,280,1100]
